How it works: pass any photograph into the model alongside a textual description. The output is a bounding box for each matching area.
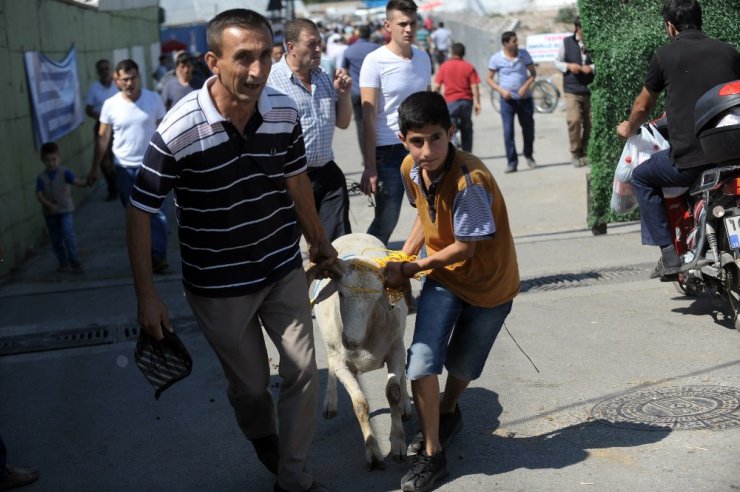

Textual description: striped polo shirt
[130,76,308,297]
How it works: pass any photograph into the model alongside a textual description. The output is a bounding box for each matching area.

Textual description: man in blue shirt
[341,25,379,153]
[487,31,537,173]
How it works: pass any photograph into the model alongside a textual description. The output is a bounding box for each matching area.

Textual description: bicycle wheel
[531,80,559,113]
[489,89,501,113]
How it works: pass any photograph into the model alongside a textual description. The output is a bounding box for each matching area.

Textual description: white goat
[308,233,411,470]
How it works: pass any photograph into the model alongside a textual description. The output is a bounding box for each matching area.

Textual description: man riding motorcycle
[616,0,740,280]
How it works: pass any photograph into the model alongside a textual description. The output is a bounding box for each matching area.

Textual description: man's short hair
[501,31,516,44]
[40,141,59,157]
[95,59,109,71]
[438,22,445,28]
[207,9,273,57]
[574,15,582,27]
[358,25,371,39]
[398,91,452,135]
[386,0,418,19]
[175,52,193,66]
[451,42,465,57]
[115,59,139,75]
[285,18,319,45]
[662,0,702,31]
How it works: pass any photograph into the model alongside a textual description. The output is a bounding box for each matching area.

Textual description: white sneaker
[526,157,537,168]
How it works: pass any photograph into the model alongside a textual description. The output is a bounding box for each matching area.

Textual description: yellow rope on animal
[361,248,431,306]
[363,248,431,281]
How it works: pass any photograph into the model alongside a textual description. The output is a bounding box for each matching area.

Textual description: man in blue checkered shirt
[268,18,354,241]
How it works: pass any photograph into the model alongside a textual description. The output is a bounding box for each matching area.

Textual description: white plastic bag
[614,123,669,183]
[611,123,671,214]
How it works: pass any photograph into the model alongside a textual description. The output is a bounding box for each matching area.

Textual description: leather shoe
[251,434,279,475]
[0,465,39,490]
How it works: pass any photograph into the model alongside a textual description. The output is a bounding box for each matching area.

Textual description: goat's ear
[305,259,346,287]
[334,259,348,278]
[305,263,322,286]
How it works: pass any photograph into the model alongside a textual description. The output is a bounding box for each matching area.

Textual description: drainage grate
[0,318,194,356]
[520,263,653,293]
[591,385,740,431]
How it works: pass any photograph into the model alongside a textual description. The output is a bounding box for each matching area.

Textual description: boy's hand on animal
[384,262,408,290]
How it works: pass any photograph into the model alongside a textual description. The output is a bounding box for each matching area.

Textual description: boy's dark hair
[115,58,139,75]
[95,59,109,71]
[207,9,273,57]
[662,0,702,31]
[285,18,319,44]
[451,42,465,57]
[398,92,451,135]
[40,142,59,157]
[501,31,516,44]
[386,0,418,19]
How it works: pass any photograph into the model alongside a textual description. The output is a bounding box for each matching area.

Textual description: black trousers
[306,161,351,242]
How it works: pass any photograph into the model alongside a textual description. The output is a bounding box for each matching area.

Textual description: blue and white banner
[24,46,84,147]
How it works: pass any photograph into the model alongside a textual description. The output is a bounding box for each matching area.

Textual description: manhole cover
[591,385,740,431]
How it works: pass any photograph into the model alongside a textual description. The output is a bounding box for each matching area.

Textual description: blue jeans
[500,96,534,169]
[448,99,474,152]
[366,144,408,245]
[632,149,707,246]
[45,212,80,265]
[116,166,168,259]
[406,278,513,381]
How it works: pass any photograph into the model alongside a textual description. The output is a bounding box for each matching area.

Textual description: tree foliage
[579,0,740,227]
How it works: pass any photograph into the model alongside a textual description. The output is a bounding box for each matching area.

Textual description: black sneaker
[400,450,448,492]
[251,434,279,475]
[407,406,463,455]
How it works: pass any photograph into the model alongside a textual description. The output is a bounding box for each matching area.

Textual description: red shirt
[434,58,481,103]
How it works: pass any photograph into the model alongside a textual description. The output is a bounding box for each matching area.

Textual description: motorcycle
[661,80,740,330]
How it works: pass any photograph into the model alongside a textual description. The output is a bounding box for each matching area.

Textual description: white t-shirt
[359,45,431,146]
[431,28,454,51]
[85,80,119,115]
[99,90,166,168]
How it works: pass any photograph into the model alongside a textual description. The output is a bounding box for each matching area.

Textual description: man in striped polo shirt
[127,9,336,492]
[268,18,353,241]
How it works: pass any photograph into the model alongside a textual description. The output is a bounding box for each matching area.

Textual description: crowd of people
[16,1,739,491]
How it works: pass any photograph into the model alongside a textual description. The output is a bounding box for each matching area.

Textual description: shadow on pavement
[443,387,670,480]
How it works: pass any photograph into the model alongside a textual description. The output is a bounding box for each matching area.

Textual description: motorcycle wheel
[722,264,740,331]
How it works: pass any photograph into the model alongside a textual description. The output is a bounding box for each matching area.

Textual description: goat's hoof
[365,456,385,471]
[390,441,407,462]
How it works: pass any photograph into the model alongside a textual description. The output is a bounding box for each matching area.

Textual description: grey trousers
[186,267,318,491]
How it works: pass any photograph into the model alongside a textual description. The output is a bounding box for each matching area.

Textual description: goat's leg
[386,344,409,461]
[323,358,339,419]
[389,341,412,419]
[333,363,385,470]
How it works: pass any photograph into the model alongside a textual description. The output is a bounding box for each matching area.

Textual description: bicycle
[489,77,560,114]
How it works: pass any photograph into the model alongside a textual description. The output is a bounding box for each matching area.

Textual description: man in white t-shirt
[430,21,454,67]
[85,59,119,200]
[359,0,431,245]
[88,59,168,273]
